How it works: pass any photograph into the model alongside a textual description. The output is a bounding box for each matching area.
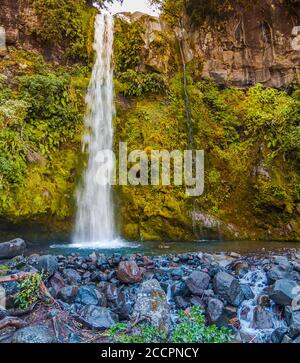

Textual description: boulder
[57,285,79,304]
[287,311,300,339]
[75,285,106,306]
[185,271,210,295]
[11,325,56,343]
[49,272,65,296]
[63,268,81,284]
[116,260,142,284]
[240,284,255,300]
[36,255,58,276]
[252,306,274,329]
[132,279,172,333]
[271,327,288,343]
[213,272,244,306]
[105,284,134,320]
[269,279,299,306]
[207,298,224,324]
[267,260,293,282]
[0,239,26,259]
[78,305,118,329]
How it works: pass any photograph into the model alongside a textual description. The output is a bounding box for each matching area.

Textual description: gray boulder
[269,279,299,306]
[213,272,244,306]
[252,306,274,329]
[132,279,172,333]
[57,285,79,304]
[287,311,300,339]
[207,298,224,325]
[267,258,293,282]
[36,255,58,276]
[271,327,288,343]
[11,325,56,343]
[75,285,106,306]
[185,271,210,295]
[78,305,118,329]
[0,239,26,260]
[63,268,81,284]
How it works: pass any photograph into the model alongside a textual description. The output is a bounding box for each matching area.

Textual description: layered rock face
[0,0,38,49]
[119,0,300,88]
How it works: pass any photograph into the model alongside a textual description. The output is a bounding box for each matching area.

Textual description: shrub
[107,306,233,343]
[15,273,43,310]
[118,70,166,97]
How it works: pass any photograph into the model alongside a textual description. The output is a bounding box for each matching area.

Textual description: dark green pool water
[0,229,299,256]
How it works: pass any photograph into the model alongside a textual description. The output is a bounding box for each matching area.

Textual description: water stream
[72,14,125,248]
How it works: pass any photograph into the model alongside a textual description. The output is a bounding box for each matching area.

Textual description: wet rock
[282,335,293,343]
[0,239,26,260]
[252,306,274,329]
[207,298,224,325]
[63,268,81,285]
[185,271,210,295]
[36,255,58,277]
[132,279,171,333]
[0,306,8,319]
[287,311,300,339]
[257,295,271,307]
[271,327,288,343]
[75,285,106,306]
[240,284,255,300]
[11,325,56,343]
[269,279,299,306]
[234,261,249,277]
[213,272,244,306]
[78,305,118,329]
[171,281,190,298]
[116,260,142,284]
[174,296,190,309]
[267,264,292,283]
[57,285,79,304]
[293,335,300,343]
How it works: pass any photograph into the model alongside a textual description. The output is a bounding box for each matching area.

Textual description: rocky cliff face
[119,0,300,88]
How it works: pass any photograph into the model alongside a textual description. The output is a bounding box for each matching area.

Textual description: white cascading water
[238,269,286,343]
[72,13,125,248]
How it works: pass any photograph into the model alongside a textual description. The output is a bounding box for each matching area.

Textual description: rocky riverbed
[0,238,300,343]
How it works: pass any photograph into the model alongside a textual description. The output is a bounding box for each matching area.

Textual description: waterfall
[72,14,118,247]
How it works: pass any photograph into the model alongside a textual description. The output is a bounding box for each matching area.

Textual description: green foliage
[31,0,96,61]
[15,273,43,310]
[119,323,167,343]
[114,18,146,74]
[117,70,166,97]
[107,306,233,343]
[171,306,233,343]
